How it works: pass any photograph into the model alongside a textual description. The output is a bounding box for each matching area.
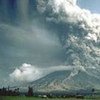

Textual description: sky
[0,0,100,87]
[78,0,100,13]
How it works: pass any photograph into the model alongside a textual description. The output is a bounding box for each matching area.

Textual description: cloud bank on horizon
[10,0,100,83]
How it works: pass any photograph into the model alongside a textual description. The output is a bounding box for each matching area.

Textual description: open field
[0,96,100,100]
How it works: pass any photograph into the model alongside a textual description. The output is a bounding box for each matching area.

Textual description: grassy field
[0,96,100,100]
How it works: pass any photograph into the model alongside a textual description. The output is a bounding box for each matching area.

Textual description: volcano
[0,0,100,90]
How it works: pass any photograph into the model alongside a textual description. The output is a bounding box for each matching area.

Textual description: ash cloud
[37,0,100,67]
[7,0,100,84]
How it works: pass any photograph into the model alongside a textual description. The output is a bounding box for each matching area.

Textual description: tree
[91,88,95,96]
[27,86,33,96]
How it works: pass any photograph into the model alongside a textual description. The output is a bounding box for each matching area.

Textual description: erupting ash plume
[37,0,100,66]
[10,0,100,84]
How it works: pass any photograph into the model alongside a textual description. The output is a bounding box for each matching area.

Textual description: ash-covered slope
[30,71,70,91]
[30,70,100,92]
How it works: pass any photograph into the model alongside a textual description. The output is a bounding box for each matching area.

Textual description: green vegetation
[0,96,100,100]
[0,96,39,100]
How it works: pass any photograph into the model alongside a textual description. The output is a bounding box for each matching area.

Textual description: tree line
[0,87,20,96]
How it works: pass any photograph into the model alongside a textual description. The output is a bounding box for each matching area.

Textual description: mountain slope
[29,70,100,92]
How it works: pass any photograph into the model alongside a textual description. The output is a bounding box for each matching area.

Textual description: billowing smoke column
[10,0,100,84]
[37,0,100,67]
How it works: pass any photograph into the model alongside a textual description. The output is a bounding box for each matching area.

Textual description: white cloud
[10,63,43,82]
